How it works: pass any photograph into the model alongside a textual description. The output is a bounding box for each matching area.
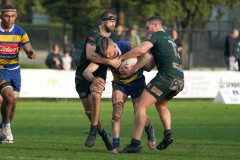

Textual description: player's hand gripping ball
[120,58,138,68]
[119,58,138,74]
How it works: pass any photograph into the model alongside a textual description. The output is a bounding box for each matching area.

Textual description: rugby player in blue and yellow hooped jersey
[83,37,156,153]
[0,4,37,143]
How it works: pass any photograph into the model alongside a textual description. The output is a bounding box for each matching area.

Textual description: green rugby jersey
[145,30,184,78]
[75,26,119,79]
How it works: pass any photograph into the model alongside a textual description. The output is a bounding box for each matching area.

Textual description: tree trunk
[114,0,125,26]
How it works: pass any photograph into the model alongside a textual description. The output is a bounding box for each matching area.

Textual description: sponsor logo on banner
[218,79,240,88]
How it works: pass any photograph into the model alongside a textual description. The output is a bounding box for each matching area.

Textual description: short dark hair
[1,4,16,13]
[52,42,60,50]
[100,37,113,53]
[100,10,117,21]
[146,16,162,24]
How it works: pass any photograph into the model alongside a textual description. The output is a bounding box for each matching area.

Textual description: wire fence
[20,24,240,70]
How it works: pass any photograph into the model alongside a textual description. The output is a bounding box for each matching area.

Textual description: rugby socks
[1,119,10,129]
[130,138,141,147]
[98,128,107,137]
[113,137,120,149]
[164,129,172,137]
[90,124,98,134]
[144,123,152,135]
[2,119,10,124]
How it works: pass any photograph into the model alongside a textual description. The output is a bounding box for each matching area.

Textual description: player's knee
[90,83,104,95]
[112,101,124,123]
[13,91,19,99]
[2,90,14,104]
[112,115,121,123]
[91,92,101,103]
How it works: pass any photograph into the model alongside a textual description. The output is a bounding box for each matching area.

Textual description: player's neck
[0,23,14,32]
[99,25,111,37]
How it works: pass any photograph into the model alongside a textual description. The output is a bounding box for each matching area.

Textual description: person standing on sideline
[171,30,183,54]
[115,25,126,40]
[224,29,239,71]
[83,37,156,153]
[236,30,240,71]
[126,25,141,46]
[75,10,121,150]
[45,43,63,70]
[62,52,72,71]
[119,16,184,153]
[0,4,37,143]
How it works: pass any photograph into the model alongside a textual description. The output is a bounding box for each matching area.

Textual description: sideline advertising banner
[20,69,240,99]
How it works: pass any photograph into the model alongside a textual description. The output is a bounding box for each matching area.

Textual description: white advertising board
[20,69,240,99]
[21,69,78,98]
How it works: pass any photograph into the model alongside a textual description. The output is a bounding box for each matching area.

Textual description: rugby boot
[157,134,174,150]
[0,123,13,144]
[84,132,97,147]
[111,147,120,154]
[145,125,156,150]
[120,145,142,153]
[0,127,7,143]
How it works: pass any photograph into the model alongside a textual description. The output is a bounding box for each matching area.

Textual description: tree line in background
[1,0,240,69]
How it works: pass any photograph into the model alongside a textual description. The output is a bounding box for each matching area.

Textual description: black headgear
[102,15,117,21]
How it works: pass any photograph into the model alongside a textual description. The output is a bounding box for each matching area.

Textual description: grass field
[0,99,240,160]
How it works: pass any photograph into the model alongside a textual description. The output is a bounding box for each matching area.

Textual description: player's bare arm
[86,43,121,68]
[119,41,153,61]
[83,62,100,82]
[23,43,37,59]
[142,52,155,72]
[83,62,105,89]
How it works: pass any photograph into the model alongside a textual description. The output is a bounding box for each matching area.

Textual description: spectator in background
[45,43,63,70]
[62,52,72,71]
[171,30,183,54]
[224,29,239,71]
[126,25,141,46]
[236,31,240,71]
[115,25,126,40]
[71,42,84,70]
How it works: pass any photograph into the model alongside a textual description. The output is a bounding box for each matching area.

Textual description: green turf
[0,99,239,160]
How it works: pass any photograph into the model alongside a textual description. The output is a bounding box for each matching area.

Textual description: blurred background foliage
[2,0,240,31]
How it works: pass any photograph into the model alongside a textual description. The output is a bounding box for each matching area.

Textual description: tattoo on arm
[86,43,110,65]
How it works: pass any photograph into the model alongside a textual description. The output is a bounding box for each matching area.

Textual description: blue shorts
[0,68,21,92]
[112,76,145,99]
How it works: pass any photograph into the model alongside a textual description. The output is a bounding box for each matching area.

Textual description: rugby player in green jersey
[83,37,156,153]
[119,16,184,153]
[75,10,121,150]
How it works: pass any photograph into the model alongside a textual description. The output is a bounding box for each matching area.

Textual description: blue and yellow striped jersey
[111,41,144,84]
[0,24,30,69]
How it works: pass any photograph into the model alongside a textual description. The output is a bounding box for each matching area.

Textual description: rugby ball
[120,58,138,69]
